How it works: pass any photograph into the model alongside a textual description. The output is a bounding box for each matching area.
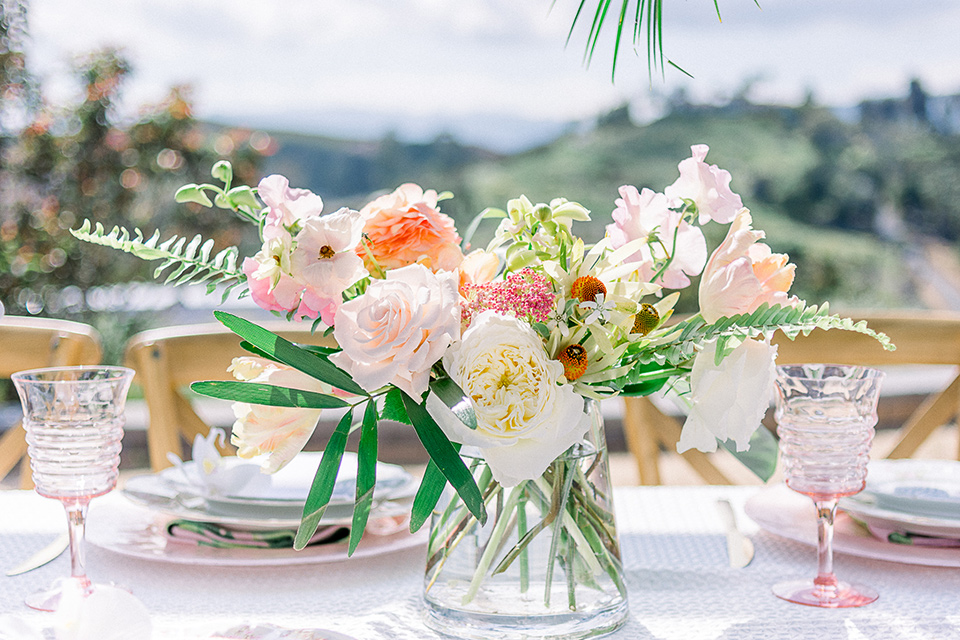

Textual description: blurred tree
[0,45,266,321]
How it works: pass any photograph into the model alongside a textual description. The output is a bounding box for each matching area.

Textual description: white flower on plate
[677,337,777,453]
[429,311,590,486]
[165,427,259,496]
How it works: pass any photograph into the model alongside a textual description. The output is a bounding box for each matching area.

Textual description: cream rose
[330,263,460,398]
[428,311,590,486]
[228,357,328,473]
[677,337,777,454]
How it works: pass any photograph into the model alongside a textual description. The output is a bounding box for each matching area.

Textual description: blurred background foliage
[3,0,960,361]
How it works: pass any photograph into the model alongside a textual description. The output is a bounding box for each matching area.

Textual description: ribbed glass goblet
[12,366,134,611]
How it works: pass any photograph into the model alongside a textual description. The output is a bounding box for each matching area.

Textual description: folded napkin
[167,521,349,549]
[866,523,960,548]
[166,514,408,549]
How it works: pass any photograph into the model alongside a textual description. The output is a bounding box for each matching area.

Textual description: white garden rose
[330,263,460,398]
[677,337,777,453]
[228,357,328,473]
[429,311,590,486]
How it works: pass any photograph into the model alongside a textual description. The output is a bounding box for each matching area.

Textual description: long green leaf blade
[190,380,350,409]
[295,409,354,550]
[401,391,485,525]
[214,311,367,396]
[429,377,477,430]
[349,401,379,555]
[410,457,451,533]
[720,425,778,482]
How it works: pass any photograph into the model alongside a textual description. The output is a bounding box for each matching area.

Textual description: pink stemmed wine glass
[11,366,134,611]
[773,363,885,608]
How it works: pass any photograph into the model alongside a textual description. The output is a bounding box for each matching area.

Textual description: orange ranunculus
[358,184,463,274]
[699,209,801,323]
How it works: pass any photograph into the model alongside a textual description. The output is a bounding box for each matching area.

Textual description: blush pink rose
[358,184,464,274]
[258,175,325,241]
[330,263,460,398]
[665,144,743,225]
[699,210,801,323]
[606,185,707,289]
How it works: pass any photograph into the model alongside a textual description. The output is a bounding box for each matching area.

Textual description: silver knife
[716,498,755,568]
[5,532,70,576]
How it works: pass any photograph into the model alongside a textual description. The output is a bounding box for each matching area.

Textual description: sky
[23,0,960,147]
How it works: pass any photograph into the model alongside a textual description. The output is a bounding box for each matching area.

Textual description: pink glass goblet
[12,366,134,612]
[773,363,884,608]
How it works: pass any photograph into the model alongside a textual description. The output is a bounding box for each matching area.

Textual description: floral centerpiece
[73,145,891,639]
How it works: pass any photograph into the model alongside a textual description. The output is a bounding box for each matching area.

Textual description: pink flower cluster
[461,269,556,327]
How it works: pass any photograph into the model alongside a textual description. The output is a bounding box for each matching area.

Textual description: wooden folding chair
[0,316,103,488]
[622,311,960,484]
[125,322,337,471]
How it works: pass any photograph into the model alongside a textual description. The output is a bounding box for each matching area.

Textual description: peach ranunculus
[606,185,707,289]
[330,263,460,398]
[458,248,500,291]
[699,209,801,323]
[664,144,743,225]
[258,175,325,241]
[228,357,330,473]
[358,183,464,274]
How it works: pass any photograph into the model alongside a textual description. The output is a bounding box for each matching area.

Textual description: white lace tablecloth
[2,486,959,639]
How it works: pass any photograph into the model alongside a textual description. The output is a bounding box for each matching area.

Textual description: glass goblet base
[24,577,125,612]
[772,578,878,608]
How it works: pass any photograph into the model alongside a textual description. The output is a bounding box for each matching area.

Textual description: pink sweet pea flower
[258,175,325,241]
[291,207,368,326]
[242,236,305,315]
[606,185,707,289]
[358,183,464,274]
[665,144,743,225]
[699,210,801,323]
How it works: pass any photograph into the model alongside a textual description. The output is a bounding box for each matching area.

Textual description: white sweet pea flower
[228,357,331,473]
[429,311,590,486]
[677,337,777,454]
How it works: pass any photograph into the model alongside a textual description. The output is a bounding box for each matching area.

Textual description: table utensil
[716,498,754,567]
[772,363,883,608]
[5,532,70,576]
[11,365,134,611]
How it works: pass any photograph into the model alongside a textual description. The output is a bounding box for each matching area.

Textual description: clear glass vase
[421,400,628,640]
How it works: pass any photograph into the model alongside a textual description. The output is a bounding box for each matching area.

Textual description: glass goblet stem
[813,498,839,596]
[65,499,92,592]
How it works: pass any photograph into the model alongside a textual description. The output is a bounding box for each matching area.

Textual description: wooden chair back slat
[623,311,960,484]
[0,316,103,488]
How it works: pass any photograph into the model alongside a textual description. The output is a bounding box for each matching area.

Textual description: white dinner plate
[745,484,960,567]
[124,452,416,523]
[862,459,960,520]
[839,495,960,539]
[87,493,426,566]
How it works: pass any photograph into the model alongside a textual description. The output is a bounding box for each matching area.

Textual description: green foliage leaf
[190,380,350,409]
[213,311,367,396]
[174,184,214,207]
[381,387,413,425]
[70,219,243,289]
[720,425,779,482]
[211,160,233,185]
[295,409,353,550]
[410,457,451,533]
[401,391,486,525]
[349,400,379,555]
[226,185,261,210]
[429,377,477,430]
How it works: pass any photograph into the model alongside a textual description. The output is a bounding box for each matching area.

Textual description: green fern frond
[636,303,894,369]
[70,219,245,290]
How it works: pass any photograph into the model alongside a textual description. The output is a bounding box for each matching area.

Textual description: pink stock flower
[665,144,743,225]
[291,208,368,326]
[699,210,801,323]
[606,185,707,289]
[258,175,325,241]
[358,184,464,274]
